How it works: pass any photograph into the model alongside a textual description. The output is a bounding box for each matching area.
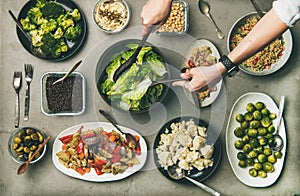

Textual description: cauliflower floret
[192,136,207,151]
[200,144,214,159]
[29,29,44,47]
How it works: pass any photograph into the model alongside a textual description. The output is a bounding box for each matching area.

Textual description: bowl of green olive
[8,127,47,164]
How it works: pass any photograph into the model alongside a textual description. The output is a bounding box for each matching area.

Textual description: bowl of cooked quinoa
[93,0,131,34]
[227,12,293,76]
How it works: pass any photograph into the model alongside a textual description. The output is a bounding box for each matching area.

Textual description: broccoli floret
[35,0,47,8]
[60,17,74,30]
[51,39,68,58]
[29,29,44,47]
[41,19,57,33]
[40,2,65,20]
[27,7,46,25]
[53,27,64,39]
[64,25,82,41]
[52,47,62,58]
[20,17,36,31]
[40,33,57,54]
[68,9,81,22]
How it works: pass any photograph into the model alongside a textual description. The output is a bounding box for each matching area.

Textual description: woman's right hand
[140,0,172,36]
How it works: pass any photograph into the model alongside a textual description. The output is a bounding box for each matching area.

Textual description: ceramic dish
[17,0,87,61]
[93,0,131,34]
[153,116,221,183]
[40,72,86,116]
[95,39,170,114]
[183,39,222,107]
[8,127,47,164]
[226,92,286,187]
[52,122,147,182]
[227,12,293,76]
[156,0,189,35]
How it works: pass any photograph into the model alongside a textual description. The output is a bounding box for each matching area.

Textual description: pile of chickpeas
[158,2,185,33]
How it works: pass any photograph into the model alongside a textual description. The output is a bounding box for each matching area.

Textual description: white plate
[52,122,147,182]
[226,92,286,187]
[227,12,293,76]
[183,39,223,107]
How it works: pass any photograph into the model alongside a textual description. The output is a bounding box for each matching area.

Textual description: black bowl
[95,39,170,114]
[17,0,87,61]
[153,116,221,183]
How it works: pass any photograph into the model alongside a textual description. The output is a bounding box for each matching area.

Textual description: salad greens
[100,44,167,111]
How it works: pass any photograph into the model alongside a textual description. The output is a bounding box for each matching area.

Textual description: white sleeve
[273,0,300,27]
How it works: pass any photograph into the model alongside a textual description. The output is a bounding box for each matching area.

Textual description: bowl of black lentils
[41,72,86,116]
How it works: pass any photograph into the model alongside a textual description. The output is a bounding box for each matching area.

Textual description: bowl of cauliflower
[153,116,222,183]
[16,0,87,61]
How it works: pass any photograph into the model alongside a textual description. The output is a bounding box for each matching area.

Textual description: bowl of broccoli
[16,0,87,61]
[96,39,170,113]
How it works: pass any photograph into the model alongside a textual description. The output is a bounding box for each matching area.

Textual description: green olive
[259,137,268,146]
[269,113,277,120]
[261,108,270,116]
[257,154,267,163]
[254,162,263,171]
[249,150,258,159]
[261,117,272,128]
[244,112,253,121]
[26,128,34,135]
[23,147,30,153]
[238,160,247,168]
[246,103,256,113]
[12,143,19,150]
[243,144,252,154]
[235,114,245,123]
[253,111,263,120]
[268,137,276,148]
[234,127,245,138]
[250,120,261,129]
[30,133,39,140]
[257,127,267,136]
[24,135,31,142]
[247,128,258,138]
[249,168,258,177]
[274,151,283,159]
[13,136,22,144]
[267,125,275,134]
[241,121,249,129]
[258,170,267,178]
[242,135,250,144]
[255,146,264,154]
[246,158,255,166]
[15,146,24,152]
[263,148,272,156]
[255,101,265,110]
[268,155,277,164]
[237,152,247,160]
[30,145,37,151]
[263,162,275,173]
[37,131,44,143]
[250,138,260,148]
[234,140,244,150]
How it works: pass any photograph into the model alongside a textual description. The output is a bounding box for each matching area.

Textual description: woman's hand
[140,0,172,36]
[172,62,227,92]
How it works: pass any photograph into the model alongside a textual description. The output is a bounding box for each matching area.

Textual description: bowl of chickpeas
[8,127,47,164]
[156,0,189,35]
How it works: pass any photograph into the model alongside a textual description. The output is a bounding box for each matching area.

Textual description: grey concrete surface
[1,0,299,195]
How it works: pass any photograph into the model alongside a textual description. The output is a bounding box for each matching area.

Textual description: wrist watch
[219,55,239,77]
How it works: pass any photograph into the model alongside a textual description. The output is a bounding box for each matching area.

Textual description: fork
[24,64,33,121]
[13,71,22,128]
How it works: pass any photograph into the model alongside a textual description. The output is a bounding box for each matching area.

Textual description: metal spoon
[198,0,224,39]
[99,110,138,148]
[249,0,264,18]
[52,60,82,85]
[17,136,51,175]
[270,96,285,151]
[112,26,154,81]
[167,165,221,196]
[8,10,48,59]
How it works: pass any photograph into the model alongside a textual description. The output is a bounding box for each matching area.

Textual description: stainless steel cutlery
[13,71,22,128]
[24,64,33,121]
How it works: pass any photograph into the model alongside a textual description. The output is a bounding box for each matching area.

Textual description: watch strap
[219,55,239,77]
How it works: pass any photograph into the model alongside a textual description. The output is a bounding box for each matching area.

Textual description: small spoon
[17,136,51,175]
[198,0,224,39]
[99,110,138,148]
[8,10,47,59]
[52,60,82,85]
[270,96,285,151]
[167,165,220,196]
[112,26,154,81]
